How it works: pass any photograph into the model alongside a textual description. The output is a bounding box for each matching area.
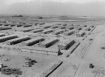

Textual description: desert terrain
[0,16,104,77]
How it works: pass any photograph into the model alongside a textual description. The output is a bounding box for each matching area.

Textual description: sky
[0,0,105,16]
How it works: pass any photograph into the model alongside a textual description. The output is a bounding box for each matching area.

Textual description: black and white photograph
[0,0,104,77]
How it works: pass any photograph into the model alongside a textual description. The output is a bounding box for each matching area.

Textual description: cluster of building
[0,19,96,56]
